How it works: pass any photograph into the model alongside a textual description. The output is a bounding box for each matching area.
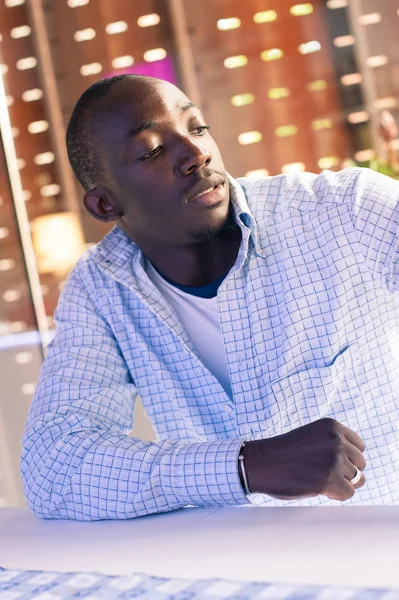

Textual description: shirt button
[224,405,234,414]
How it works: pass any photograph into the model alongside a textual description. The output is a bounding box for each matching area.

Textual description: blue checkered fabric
[1,567,397,599]
[21,168,399,520]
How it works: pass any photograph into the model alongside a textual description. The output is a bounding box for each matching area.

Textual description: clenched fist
[241,418,366,501]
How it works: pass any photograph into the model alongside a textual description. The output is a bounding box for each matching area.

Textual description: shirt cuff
[165,438,249,507]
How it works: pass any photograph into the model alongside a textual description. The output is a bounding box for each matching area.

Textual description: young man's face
[88,77,231,247]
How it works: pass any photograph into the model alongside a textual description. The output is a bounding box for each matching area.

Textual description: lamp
[31,212,86,275]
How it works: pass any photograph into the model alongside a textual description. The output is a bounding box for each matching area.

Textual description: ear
[83,186,123,222]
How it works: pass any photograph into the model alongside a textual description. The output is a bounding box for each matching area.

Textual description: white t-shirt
[145,260,233,399]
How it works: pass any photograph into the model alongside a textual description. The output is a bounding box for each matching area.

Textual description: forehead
[92,79,193,136]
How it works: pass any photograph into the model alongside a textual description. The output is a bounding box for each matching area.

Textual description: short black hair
[66,74,139,191]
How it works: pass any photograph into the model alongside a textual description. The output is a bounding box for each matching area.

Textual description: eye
[192,125,210,136]
[138,146,162,161]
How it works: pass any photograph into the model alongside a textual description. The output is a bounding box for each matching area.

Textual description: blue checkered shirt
[21,168,399,519]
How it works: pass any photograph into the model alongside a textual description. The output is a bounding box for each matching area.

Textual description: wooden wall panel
[183,0,352,176]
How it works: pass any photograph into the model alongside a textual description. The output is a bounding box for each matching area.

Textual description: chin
[188,204,237,245]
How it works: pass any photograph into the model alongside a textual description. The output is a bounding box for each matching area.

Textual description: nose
[176,137,212,176]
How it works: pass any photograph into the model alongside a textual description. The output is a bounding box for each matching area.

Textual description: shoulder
[236,168,365,215]
[58,233,114,306]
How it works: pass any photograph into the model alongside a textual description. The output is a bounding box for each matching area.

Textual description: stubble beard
[187,203,239,246]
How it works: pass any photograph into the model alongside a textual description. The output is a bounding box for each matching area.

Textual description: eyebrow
[180,101,197,112]
[128,102,198,139]
[128,120,157,139]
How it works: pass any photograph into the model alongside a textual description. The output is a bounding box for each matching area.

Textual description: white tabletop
[1,506,398,590]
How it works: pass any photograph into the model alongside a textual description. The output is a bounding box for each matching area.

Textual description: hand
[242,418,366,501]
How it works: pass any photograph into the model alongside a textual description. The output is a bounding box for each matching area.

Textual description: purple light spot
[105,57,177,84]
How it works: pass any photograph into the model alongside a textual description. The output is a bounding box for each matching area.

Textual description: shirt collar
[227,173,263,257]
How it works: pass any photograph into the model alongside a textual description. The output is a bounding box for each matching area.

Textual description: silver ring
[350,466,362,485]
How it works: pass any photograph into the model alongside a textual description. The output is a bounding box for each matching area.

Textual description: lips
[187,176,224,203]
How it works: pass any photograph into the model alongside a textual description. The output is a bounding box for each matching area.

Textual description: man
[21,74,399,521]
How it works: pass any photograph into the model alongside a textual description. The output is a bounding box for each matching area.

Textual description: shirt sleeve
[351,168,399,294]
[20,265,248,521]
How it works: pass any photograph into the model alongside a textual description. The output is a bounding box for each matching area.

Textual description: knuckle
[320,417,339,430]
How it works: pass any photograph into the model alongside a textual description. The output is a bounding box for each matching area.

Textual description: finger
[346,443,367,471]
[341,424,366,452]
[344,461,366,490]
[325,478,356,501]
[352,471,366,490]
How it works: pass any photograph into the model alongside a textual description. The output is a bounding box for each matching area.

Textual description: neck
[142,227,242,287]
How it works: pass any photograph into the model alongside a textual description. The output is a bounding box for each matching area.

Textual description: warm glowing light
[5,0,25,5]
[326,0,347,8]
[3,290,21,302]
[23,190,31,201]
[10,25,31,38]
[359,13,381,25]
[354,150,375,162]
[268,87,290,100]
[28,120,49,133]
[298,41,321,54]
[238,131,262,145]
[73,28,96,42]
[17,158,25,169]
[144,48,167,62]
[16,57,37,70]
[22,88,43,102]
[0,259,15,271]
[341,73,362,85]
[366,55,388,67]
[217,17,241,31]
[40,183,61,196]
[32,212,86,274]
[9,321,26,333]
[282,162,306,174]
[290,4,313,16]
[318,156,339,169]
[276,125,298,137]
[34,152,55,165]
[374,97,397,110]
[80,62,102,76]
[67,0,89,6]
[231,93,255,107]
[253,10,277,23]
[347,111,369,124]
[312,118,333,130]
[105,21,128,35]
[6,95,14,106]
[112,55,134,69]
[16,352,33,364]
[0,65,8,75]
[245,169,269,177]
[137,14,160,28]
[22,383,36,395]
[224,55,248,68]
[261,48,284,61]
[334,35,355,47]
[0,228,9,240]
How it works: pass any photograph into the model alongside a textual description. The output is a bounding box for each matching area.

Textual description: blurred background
[0,0,398,507]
